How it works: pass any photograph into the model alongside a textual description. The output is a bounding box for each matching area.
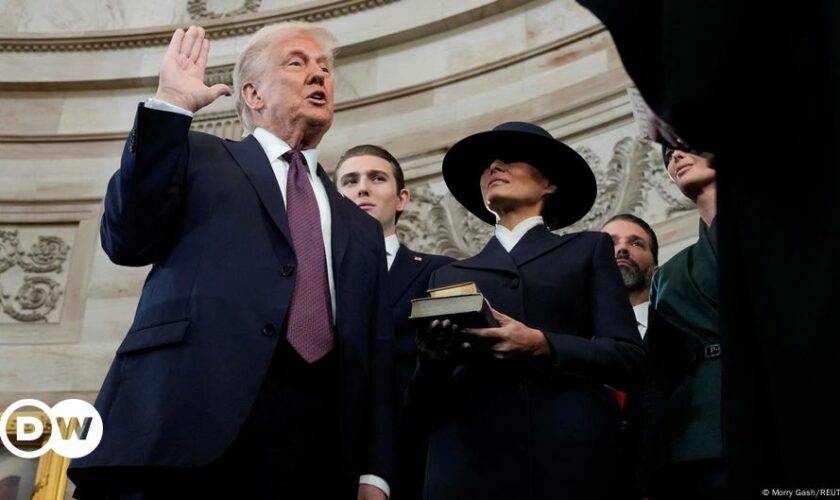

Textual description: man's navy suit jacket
[68,105,397,486]
[388,245,453,500]
[387,245,454,399]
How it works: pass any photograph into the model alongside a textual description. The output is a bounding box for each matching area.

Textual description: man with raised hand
[68,23,395,500]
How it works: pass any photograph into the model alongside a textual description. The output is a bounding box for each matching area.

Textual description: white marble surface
[0,0,187,33]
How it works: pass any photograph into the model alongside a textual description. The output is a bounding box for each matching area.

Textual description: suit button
[510,278,520,289]
[619,419,630,431]
[262,323,277,336]
[514,443,527,456]
[281,264,295,277]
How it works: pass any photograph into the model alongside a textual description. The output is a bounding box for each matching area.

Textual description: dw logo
[0,398,103,459]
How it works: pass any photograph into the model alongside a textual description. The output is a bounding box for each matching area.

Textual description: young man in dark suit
[601,213,659,339]
[406,122,646,500]
[335,145,454,500]
[68,23,395,500]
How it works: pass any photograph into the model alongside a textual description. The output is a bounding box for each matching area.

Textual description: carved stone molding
[397,135,695,258]
[192,111,244,140]
[0,0,399,53]
[188,0,262,21]
[0,27,608,145]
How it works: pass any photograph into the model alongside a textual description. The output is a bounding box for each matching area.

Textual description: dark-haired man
[602,213,659,498]
[601,213,659,338]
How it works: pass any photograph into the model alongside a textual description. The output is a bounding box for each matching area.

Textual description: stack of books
[409,282,499,354]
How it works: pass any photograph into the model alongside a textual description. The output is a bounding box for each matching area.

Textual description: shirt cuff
[359,474,390,498]
[144,97,194,118]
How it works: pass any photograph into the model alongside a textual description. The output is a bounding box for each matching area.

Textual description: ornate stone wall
[0,229,71,324]
[0,0,699,430]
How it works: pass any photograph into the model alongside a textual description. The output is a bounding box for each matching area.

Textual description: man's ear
[544,183,558,196]
[241,82,263,112]
[396,188,411,212]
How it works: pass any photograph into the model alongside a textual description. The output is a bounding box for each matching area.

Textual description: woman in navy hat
[407,122,646,500]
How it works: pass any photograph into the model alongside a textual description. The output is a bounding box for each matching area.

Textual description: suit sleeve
[100,104,193,266]
[542,232,647,391]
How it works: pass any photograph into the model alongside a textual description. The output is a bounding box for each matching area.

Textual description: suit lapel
[319,167,350,282]
[388,246,430,307]
[509,225,580,267]
[223,136,292,244]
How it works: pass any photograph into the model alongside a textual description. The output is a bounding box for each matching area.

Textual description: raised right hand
[155,25,232,113]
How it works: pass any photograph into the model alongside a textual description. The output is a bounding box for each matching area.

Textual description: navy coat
[68,105,397,489]
[408,226,645,500]
[388,245,455,398]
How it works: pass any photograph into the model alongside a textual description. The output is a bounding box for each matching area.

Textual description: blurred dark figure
[577,0,840,495]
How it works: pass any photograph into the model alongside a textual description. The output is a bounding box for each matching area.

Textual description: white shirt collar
[252,127,320,178]
[633,300,649,339]
[494,216,545,253]
[384,234,400,270]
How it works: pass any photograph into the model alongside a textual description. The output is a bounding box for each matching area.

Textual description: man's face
[666,149,716,200]
[336,155,409,236]
[602,219,656,293]
[479,160,556,215]
[248,36,334,142]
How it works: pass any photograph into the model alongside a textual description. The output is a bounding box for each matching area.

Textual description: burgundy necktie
[282,149,335,363]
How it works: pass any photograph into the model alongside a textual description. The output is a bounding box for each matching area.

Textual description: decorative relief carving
[397,136,695,257]
[204,66,234,87]
[2,276,62,323]
[397,188,493,259]
[561,138,653,234]
[0,229,71,324]
[0,0,400,53]
[188,0,262,21]
[0,230,24,274]
[18,236,71,273]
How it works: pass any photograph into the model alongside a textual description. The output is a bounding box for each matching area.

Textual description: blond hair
[233,22,338,133]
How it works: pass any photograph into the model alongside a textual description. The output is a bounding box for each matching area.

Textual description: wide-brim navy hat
[442,122,596,230]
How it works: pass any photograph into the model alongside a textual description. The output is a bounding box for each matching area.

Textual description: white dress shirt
[384,234,400,271]
[494,216,546,253]
[144,98,387,498]
[633,300,649,339]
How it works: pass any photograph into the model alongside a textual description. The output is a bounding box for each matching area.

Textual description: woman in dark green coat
[639,146,723,500]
